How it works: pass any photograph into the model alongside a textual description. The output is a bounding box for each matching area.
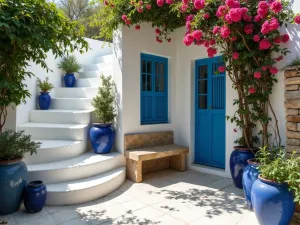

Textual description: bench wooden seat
[124,131,189,183]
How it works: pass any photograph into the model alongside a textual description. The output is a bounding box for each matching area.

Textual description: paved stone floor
[1,169,299,225]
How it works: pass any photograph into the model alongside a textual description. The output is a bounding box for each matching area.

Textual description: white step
[29,110,92,124]
[94,54,113,64]
[76,78,100,87]
[84,63,112,72]
[51,98,93,110]
[23,140,86,164]
[28,152,125,184]
[18,123,88,141]
[77,69,112,78]
[46,167,126,206]
[55,87,98,98]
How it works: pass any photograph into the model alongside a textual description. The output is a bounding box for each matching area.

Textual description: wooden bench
[124,131,189,183]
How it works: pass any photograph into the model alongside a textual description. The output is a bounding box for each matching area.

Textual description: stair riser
[23,141,87,164]
[76,78,100,87]
[29,111,91,124]
[28,154,125,184]
[20,126,88,141]
[45,170,125,206]
[55,88,98,98]
[94,55,113,64]
[78,70,112,78]
[51,99,92,110]
[84,63,112,72]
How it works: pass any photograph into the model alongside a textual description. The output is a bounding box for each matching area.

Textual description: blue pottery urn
[0,158,28,215]
[23,181,47,213]
[90,123,115,154]
[38,92,51,110]
[251,176,295,225]
[230,147,256,189]
[242,159,259,210]
[64,73,76,87]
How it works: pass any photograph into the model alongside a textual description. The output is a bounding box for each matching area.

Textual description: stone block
[142,157,169,175]
[286,131,300,139]
[298,123,300,132]
[169,154,186,172]
[286,109,299,115]
[285,69,298,78]
[286,116,300,122]
[285,99,300,109]
[126,158,142,183]
[285,91,300,100]
[286,138,300,146]
[285,85,299,91]
[286,122,297,131]
[285,77,300,85]
[286,145,300,154]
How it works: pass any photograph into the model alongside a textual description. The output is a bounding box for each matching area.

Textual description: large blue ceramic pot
[38,92,51,110]
[242,159,260,210]
[90,123,115,154]
[23,181,47,213]
[251,176,295,225]
[230,147,256,189]
[64,73,76,87]
[0,158,28,215]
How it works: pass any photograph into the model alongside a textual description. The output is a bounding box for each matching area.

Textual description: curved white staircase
[18,52,126,206]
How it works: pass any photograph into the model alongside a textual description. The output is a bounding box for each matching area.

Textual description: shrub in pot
[90,75,117,154]
[58,55,82,88]
[37,77,54,110]
[251,147,300,225]
[0,130,40,215]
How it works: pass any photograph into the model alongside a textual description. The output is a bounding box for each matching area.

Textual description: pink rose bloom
[157,0,164,7]
[269,17,280,30]
[125,19,132,25]
[269,67,278,74]
[155,28,161,34]
[209,39,216,45]
[213,26,220,34]
[194,0,205,10]
[282,34,290,43]
[254,72,261,79]
[204,41,210,47]
[192,30,203,41]
[182,0,188,3]
[220,26,231,38]
[259,39,271,50]
[253,35,260,42]
[229,8,243,22]
[244,24,254,34]
[195,40,205,46]
[216,5,227,18]
[146,4,152,10]
[270,1,282,13]
[225,0,240,8]
[137,7,143,13]
[295,15,300,24]
[261,21,271,34]
[248,87,256,94]
[262,66,269,71]
[181,4,188,12]
[231,36,237,41]
[218,66,226,73]
[254,15,261,22]
[186,15,194,21]
[243,14,252,22]
[274,36,281,43]
[207,47,217,58]
[225,14,233,24]
[203,13,210,19]
[232,52,239,60]
[186,21,191,30]
[183,34,194,46]
[135,25,141,30]
[121,15,127,20]
[166,0,173,4]
[257,1,269,18]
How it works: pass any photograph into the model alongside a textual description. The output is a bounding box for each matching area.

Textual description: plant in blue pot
[37,77,54,110]
[90,75,116,154]
[251,147,300,225]
[0,130,40,215]
[58,55,82,88]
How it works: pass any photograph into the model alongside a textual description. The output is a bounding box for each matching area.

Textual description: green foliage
[37,77,54,92]
[58,55,83,73]
[0,130,40,161]
[284,56,300,68]
[92,75,117,124]
[0,0,88,132]
[256,146,300,204]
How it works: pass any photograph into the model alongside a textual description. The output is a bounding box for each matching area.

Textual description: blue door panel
[196,111,211,165]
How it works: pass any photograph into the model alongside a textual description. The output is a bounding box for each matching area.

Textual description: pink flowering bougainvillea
[96,0,298,148]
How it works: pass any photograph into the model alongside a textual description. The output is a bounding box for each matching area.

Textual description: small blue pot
[64,73,76,87]
[0,158,28,215]
[230,147,256,189]
[90,123,115,154]
[38,92,51,110]
[242,159,259,210]
[23,181,47,213]
[251,176,295,225]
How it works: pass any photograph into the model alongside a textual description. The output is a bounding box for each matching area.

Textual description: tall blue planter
[230,147,255,189]
[242,159,259,210]
[90,124,115,154]
[251,176,295,225]
[23,181,47,213]
[38,92,51,110]
[0,159,28,215]
[64,73,76,87]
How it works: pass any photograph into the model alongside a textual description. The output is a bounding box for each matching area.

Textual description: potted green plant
[0,130,40,215]
[90,75,117,154]
[37,77,54,110]
[251,147,300,225]
[58,55,82,88]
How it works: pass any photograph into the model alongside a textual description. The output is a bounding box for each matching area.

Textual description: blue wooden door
[195,56,226,169]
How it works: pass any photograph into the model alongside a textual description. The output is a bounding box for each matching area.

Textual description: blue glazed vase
[38,92,51,110]
[242,159,260,210]
[0,158,28,215]
[251,176,295,225]
[230,147,256,189]
[90,124,115,154]
[23,181,47,213]
[64,73,76,87]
